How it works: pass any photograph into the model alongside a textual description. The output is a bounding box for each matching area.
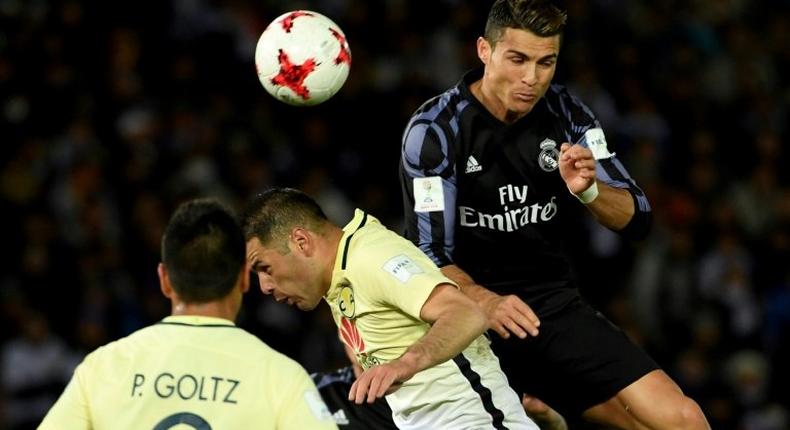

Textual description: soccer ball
[255,10,351,106]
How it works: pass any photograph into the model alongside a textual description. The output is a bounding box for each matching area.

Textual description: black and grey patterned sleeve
[550,85,653,239]
[399,115,458,267]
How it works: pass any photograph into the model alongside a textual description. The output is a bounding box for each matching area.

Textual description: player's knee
[671,397,709,430]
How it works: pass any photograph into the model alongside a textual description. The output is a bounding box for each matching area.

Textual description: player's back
[39,315,337,430]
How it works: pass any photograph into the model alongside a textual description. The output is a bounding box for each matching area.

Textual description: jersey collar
[326,208,369,300]
[160,315,236,327]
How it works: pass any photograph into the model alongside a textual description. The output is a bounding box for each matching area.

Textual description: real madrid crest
[337,284,355,319]
[538,138,559,172]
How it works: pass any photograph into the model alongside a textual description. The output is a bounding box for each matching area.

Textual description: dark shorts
[312,367,397,430]
[489,298,659,418]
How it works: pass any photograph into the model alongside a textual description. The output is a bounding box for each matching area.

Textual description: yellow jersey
[38,315,338,430]
[325,210,536,429]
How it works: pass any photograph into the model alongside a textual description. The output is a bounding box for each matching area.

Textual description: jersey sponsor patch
[382,254,424,283]
[584,128,613,160]
[304,389,333,421]
[413,176,444,212]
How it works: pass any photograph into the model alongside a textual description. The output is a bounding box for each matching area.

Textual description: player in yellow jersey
[39,198,338,430]
[242,188,538,430]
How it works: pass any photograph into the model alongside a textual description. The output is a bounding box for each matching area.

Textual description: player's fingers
[367,372,387,403]
[513,300,541,326]
[506,296,540,325]
[512,317,538,338]
[575,159,595,170]
[352,373,372,404]
[348,379,359,402]
[490,321,511,339]
[372,374,393,401]
[503,318,528,339]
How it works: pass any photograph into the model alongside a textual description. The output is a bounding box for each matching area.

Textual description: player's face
[478,28,559,120]
[246,237,323,311]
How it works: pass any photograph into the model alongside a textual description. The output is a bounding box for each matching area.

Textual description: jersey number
[153,412,211,430]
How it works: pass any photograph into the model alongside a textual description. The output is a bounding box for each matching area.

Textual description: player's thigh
[490,300,659,417]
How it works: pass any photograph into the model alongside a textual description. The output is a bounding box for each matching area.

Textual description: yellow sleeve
[275,362,338,430]
[37,363,91,430]
[352,239,456,320]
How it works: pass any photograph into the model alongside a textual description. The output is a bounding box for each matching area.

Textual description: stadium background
[0,0,788,428]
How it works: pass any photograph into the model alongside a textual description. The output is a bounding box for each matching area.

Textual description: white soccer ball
[255,10,351,106]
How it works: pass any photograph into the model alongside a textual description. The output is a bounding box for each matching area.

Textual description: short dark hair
[242,188,328,252]
[485,0,567,47]
[161,198,245,303]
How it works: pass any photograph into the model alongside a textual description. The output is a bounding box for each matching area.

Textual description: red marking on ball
[278,11,313,33]
[270,49,317,100]
[330,28,352,66]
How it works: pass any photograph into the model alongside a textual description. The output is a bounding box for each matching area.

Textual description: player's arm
[560,142,651,238]
[349,282,486,404]
[37,364,91,430]
[441,264,540,339]
[559,94,651,239]
[559,142,632,224]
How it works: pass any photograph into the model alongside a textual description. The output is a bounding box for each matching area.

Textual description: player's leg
[583,369,710,430]
[490,298,708,429]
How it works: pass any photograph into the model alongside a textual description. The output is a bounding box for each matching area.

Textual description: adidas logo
[465,156,482,173]
[331,409,350,425]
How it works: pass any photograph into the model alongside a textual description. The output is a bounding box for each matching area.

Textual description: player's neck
[170,298,239,322]
[322,225,345,292]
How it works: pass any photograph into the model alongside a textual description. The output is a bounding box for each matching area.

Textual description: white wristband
[572,181,599,204]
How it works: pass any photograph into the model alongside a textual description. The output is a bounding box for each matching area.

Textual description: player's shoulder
[407,84,468,127]
[348,217,410,263]
[347,217,437,279]
[543,83,596,124]
[75,325,158,372]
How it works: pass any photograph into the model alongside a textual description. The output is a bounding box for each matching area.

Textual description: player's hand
[348,361,411,404]
[559,143,596,194]
[482,294,540,339]
[522,394,568,430]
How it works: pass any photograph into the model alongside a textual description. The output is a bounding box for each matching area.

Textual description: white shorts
[385,336,538,430]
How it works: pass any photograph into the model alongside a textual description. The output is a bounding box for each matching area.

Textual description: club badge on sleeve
[584,128,614,160]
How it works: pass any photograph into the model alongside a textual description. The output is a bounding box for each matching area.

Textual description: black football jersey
[400,68,651,314]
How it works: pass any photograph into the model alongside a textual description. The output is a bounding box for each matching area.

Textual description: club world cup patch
[413,176,444,213]
[337,285,355,319]
[538,138,559,172]
[383,254,424,283]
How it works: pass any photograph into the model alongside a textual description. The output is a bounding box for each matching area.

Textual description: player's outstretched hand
[348,362,410,404]
[483,294,540,339]
[559,143,596,194]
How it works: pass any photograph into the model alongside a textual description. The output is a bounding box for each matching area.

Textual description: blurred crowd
[0,0,788,429]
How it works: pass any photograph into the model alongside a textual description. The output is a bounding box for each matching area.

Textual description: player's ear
[240,263,251,293]
[477,36,491,64]
[158,263,175,299]
[290,227,312,256]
